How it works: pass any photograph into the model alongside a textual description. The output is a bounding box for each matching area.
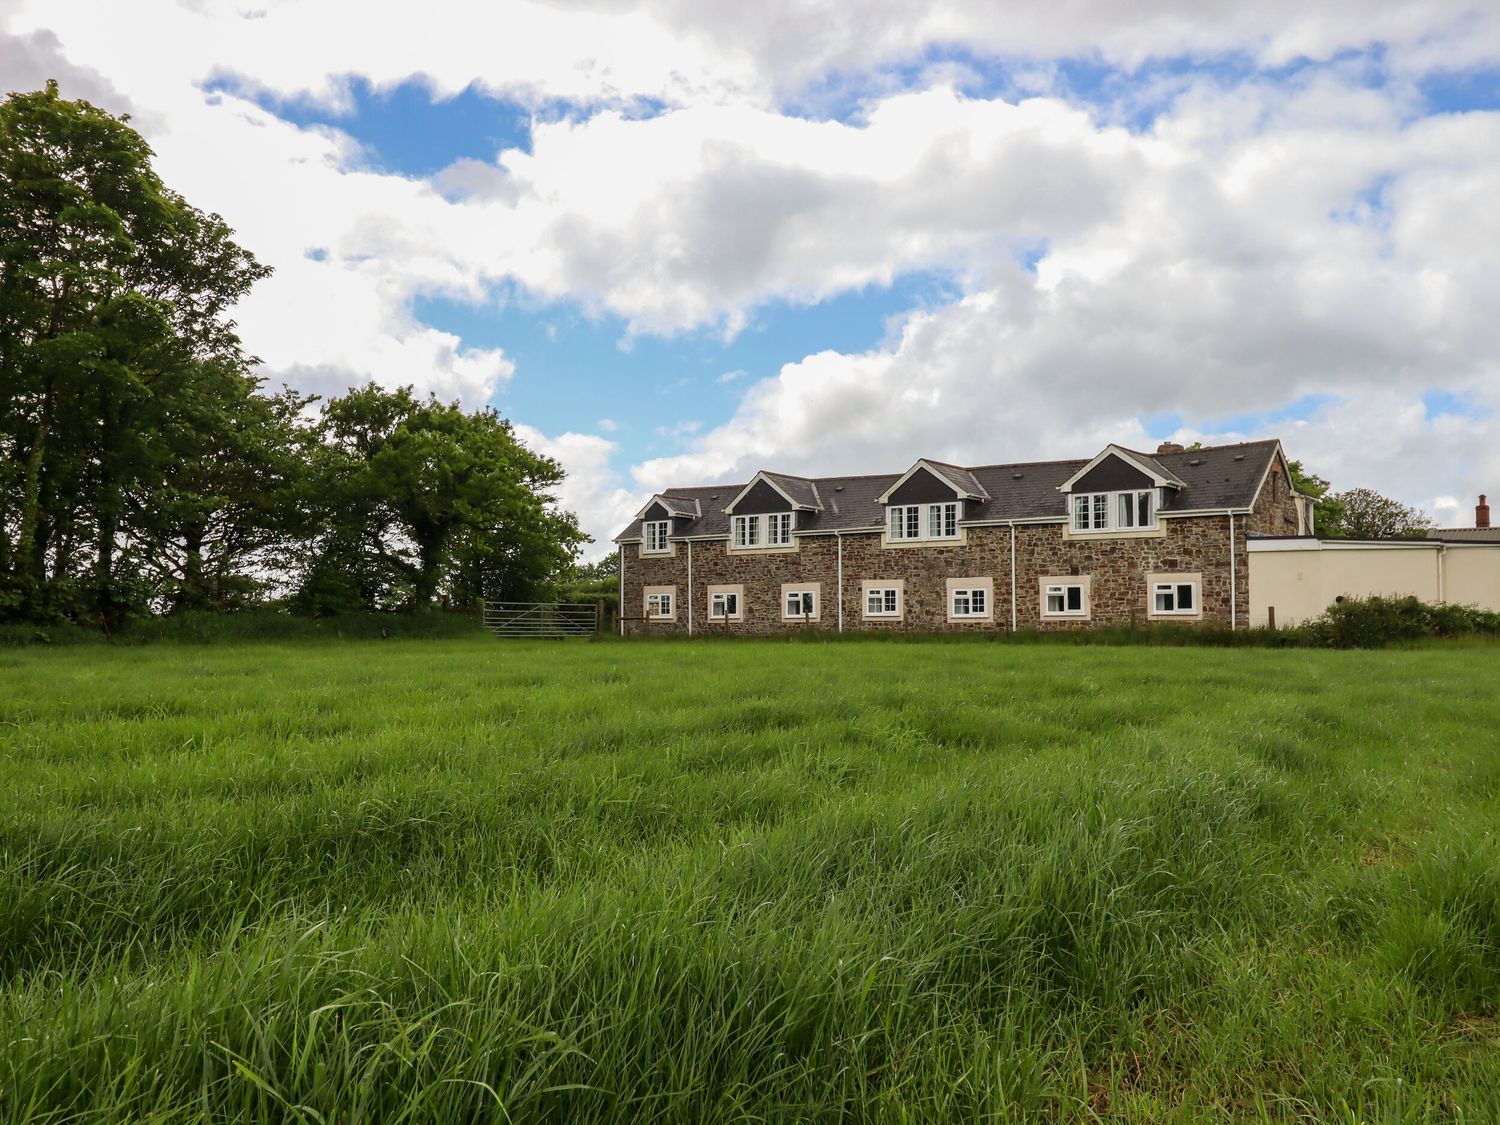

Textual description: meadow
[2,634,1499,1122]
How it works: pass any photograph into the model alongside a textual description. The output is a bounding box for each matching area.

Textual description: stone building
[613,440,1311,634]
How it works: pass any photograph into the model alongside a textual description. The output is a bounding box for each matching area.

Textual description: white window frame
[643,519,671,553]
[1069,489,1157,534]
[708,585,744,622]
[863,585,902,618]
[766,511,795,546]
[950,586,987,618]
[1148,573,1202,619]
[644,589,675,620]
[888,501,960,542]
[783,588,817,620]
[1042,581,1088,618]
[731,514,760,549]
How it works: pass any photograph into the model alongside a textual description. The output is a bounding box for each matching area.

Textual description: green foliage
[3,639,1500,1119]
[295,383,586,614]
[1287,458,1345,535]
[1,86,587,629]
[1300,594,1500,648]
[1319,486,1434,539]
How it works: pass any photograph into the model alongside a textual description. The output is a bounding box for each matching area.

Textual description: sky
[4,1,1500,558]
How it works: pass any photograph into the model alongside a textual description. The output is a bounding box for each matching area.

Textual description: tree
[1286,459,1344,537]
[1319,487,1433,540]
[297,384,585,614]
[0,82,271,625]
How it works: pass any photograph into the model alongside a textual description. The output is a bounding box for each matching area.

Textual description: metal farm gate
[483,601,600,638]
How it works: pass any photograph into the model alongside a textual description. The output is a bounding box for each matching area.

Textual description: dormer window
[731,512,795,549]
[888,501,959,541]
[643,520,671,553]
[1070,490,1155,533]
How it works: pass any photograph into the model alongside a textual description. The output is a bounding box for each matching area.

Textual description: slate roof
[1428,528,1500,543]
[615,440,1284,542]
[759,471,823,510]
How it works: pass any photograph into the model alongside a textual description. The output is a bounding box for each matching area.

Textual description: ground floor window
[708,584,745,622]
[864,586,900,617]
[947,576,993,620]
[1041,578,1089,618]
[782,584,819,621]
[1149,573,1202,618]
[645,588,674,620]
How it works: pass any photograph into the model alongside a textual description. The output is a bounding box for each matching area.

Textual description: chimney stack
[1156,441,1185,455]
[1478,494,1491,529]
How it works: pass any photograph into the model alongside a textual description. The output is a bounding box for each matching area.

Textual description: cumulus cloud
[8,0,1500,550]
[511,424,641,559]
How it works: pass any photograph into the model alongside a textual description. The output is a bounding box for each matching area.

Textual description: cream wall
[1442,547,1500,612]
[1249,540,1500,626]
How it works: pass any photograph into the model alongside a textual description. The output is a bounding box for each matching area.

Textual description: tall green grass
[2,638,1498,1121]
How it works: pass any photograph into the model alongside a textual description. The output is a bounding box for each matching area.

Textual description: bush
[1300,595,1500,648]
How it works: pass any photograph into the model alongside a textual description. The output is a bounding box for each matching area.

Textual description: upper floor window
[732,512,795,548]
[1070,489,1155,533]
[643,520,671,553]
[888,501,959,541]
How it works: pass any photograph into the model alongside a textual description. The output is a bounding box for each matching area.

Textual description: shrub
[1300,595,1500,648]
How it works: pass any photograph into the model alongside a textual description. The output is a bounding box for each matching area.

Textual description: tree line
[1,83,583,630]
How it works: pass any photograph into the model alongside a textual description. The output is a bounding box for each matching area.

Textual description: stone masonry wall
[621,498,1285,635]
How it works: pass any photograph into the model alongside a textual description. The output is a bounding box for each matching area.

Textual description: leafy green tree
[1320,487,1433,540]
[1286,459,1344,537]
[298,384,584,613]
[0,82,270,625]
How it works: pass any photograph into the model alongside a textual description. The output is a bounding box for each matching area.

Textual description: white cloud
[511,424,639,560]
[8,0,1500,548]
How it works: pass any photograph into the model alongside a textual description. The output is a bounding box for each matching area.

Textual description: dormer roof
[723,470,822,513]
[1057,445,1187,493]
[612,440,1285,543]
[634,494,701,520]
[875,459,990,505]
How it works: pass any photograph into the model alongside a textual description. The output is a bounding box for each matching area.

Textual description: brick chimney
[1156,441,1185,455]
[1478,494,1491,529]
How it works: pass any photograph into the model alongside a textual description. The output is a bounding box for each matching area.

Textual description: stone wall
[621,515,1277,634]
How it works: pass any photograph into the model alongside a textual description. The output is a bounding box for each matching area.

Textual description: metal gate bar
[482,601,599,638]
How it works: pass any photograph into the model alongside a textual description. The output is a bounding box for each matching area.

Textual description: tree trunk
[14,374,54,615]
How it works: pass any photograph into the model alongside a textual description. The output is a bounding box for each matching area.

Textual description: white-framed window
[708,586,743,621]
[732,512,795,548]
[784,589,815,618]
[643,520,670,553]
[646,592,673,619]
[951,586,987,618]
[1070,490,1156,533]
[865,587,900,617]
[732,515,760,548]
[888,501,960,541]
[1044,582,1087,617]
[1149,575,1201,618]
[766,512,794,545]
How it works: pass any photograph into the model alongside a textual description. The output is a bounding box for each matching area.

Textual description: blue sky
[18,0,1500,546]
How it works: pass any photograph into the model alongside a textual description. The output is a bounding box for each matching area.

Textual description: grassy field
[2,635,1499,1122]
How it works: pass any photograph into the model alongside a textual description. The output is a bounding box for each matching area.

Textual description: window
[1150,576,1201,617]
[646,591,673,619]
[865,587,900,616]
[1044,583,1087,617]
[784,590,815,618]
[643,520,670,553]
[732,515,760,548]
[709,591,741,620]
[888,501,960,541]
[766,512,794,545]
[1070,490,1156,533]
[951,586,987,618]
